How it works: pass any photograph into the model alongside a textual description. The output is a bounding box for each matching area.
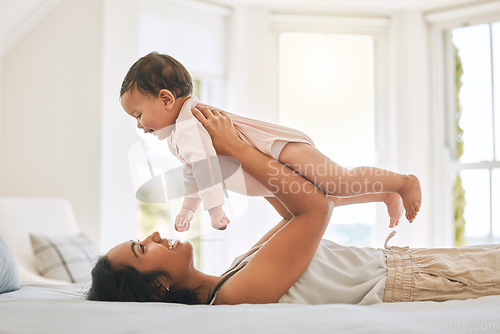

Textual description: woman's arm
[192,106,333,304]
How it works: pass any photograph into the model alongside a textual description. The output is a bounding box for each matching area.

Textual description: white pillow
[29,233,98,283]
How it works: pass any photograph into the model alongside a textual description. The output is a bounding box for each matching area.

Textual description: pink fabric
[227,112,315,159]
[156,96,315,210]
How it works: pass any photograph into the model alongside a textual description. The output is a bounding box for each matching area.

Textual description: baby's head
[120,52,192,98]
[120,52,193,134]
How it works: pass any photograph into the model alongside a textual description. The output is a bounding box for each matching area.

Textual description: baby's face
[121,88,177,134]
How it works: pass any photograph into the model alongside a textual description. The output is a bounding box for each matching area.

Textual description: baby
[120,52,421,231]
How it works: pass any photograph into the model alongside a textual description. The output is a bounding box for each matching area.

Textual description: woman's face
[106,231,194,281]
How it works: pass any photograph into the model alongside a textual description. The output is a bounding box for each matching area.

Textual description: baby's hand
[175,208,194,232]
[208,206,230,230]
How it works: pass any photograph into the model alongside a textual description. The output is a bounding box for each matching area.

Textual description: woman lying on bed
[87,106,500,305]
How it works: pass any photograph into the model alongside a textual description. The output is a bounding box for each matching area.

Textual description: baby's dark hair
[120,52,193,98]
[86,256,201,305]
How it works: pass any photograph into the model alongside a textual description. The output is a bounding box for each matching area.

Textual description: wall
[138,0,229,106]
[0,58,2,181]
[225,5,277,121]
[0,0,103,243]
[99,0,142,251]
[390,11,433,247]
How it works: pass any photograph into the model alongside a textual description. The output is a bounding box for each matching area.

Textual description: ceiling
[199,0,492,12]
[0,0,62,55]
[0,0,45,41]
[0,0,494,55]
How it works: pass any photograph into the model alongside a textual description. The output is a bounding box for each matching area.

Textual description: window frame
[429,12,500,246]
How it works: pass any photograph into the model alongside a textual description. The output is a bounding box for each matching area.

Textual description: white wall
[390,11,433,247]
[99,0,142,251]
[138,0,229,79]
[0,0,103,244]
[0,58,2,179]
[226,5,277,121]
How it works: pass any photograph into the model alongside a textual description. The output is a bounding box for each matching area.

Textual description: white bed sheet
[1,282,500,334]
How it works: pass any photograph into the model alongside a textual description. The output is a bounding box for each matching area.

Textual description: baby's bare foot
[383,193,404,228]
[398,174,421,222]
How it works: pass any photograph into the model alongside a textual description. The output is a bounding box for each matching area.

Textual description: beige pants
[383,244,500,302]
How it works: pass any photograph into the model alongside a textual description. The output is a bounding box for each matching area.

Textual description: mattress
[1,282,500,334]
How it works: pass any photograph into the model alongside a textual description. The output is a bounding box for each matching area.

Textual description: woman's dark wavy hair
[120,52,193,98]
[86,256,201,305]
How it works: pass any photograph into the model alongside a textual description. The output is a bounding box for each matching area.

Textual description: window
[279,32,377,246]
[449,22,500,245]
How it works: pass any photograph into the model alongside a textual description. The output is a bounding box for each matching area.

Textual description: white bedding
[1,282,500,334]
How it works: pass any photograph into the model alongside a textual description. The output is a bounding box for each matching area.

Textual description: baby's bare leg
[329,193,403,228]
[278,143,421,222]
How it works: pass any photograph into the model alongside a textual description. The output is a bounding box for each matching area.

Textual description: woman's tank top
[209,239,387,305]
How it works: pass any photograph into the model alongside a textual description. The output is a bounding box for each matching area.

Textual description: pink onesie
[154,96,315,211]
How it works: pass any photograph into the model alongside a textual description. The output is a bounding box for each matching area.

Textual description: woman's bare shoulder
[211,269,267,305]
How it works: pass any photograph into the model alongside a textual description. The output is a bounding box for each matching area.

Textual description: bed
[1,282,500,333]
[1,197,500,334]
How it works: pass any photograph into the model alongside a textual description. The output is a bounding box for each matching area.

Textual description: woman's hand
[192,105,244,156]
